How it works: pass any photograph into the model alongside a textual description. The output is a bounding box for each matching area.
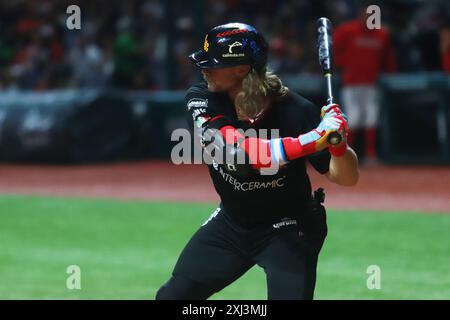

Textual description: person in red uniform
[333,6,397,163]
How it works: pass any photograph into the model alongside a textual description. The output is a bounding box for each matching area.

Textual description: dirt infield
[0,161,449,213]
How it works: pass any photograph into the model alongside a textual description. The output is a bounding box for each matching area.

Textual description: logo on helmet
[216,29,248,38]
[203,35,209,52]
[222,41,245,58]
[228,41,242,53]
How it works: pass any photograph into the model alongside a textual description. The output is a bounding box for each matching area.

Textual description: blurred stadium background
[0,0,449,299]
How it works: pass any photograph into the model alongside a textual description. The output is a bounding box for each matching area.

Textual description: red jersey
[333,20,397,85]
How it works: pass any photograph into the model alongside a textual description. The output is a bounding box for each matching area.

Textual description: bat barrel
[316,17,333,74]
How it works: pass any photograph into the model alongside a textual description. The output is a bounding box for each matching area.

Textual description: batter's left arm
[325,146,359,186]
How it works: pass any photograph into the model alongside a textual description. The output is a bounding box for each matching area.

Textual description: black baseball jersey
[185,82,331,226]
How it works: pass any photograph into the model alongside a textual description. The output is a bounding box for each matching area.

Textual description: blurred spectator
[267,37,287,72]
[333,3,397,163]
[68,36,113,88]
[112,3,152,90]
[269,38,305,74]
[412,2,444,72]
[0,0,448,91]
[440,19,450,72]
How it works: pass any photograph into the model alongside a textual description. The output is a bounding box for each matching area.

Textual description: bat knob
[327,132,342,145]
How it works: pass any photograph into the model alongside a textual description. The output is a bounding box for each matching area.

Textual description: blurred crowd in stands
[0,0,449,91]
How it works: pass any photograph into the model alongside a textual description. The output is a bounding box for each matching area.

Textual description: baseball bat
[316,17,342,145]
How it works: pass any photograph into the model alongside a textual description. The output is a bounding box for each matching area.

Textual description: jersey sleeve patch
[187,98,208,111]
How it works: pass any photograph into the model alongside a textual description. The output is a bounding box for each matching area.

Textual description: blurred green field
[0,195,449,300]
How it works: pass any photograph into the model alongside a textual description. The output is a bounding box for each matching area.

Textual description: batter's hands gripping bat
[316,17,343,146]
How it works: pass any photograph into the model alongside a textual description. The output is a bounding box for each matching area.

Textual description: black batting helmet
[189,23,268,75]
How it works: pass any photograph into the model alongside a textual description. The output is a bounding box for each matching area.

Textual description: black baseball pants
[156,204,327,300]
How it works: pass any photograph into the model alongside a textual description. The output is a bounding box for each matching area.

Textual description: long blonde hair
[234,69,288,120]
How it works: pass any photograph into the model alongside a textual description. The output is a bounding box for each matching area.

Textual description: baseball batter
[156,23,359,300]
